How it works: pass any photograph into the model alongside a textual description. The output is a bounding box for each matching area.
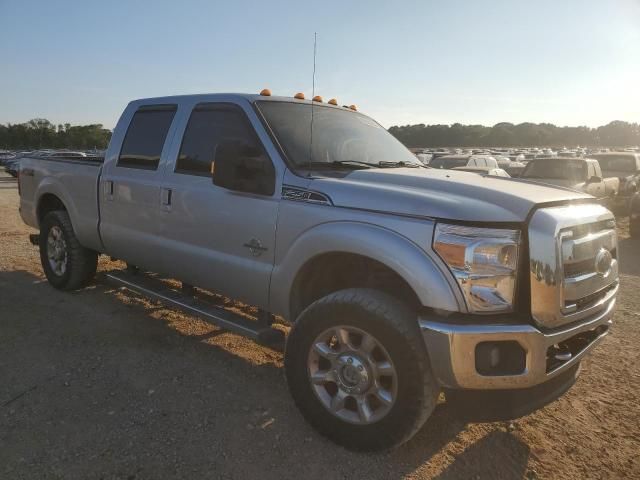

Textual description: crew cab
[18,92,619,451]
[521,157,619,201]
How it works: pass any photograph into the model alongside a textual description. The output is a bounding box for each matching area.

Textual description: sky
[1,0,639,130]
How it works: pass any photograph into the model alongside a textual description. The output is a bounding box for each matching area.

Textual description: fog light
[475,341,526,376]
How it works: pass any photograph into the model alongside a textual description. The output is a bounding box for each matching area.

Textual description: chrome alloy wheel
[47,226,68,276]
[307,326,398,425]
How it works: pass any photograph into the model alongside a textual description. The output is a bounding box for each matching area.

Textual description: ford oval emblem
[594,248,613,277]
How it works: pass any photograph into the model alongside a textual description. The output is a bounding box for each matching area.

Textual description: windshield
[590,155,637,173]
[256,101,420,168]
[429,157,469,169]
[522,159,586,181]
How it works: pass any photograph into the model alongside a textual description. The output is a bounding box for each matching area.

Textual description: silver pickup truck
[18,92,619,451]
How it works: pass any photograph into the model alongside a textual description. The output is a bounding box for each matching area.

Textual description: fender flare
[269,221,464,320]
[34,178,77,228]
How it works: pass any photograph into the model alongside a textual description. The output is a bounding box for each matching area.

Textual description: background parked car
[453,166,511,177]
[429,154,498,169]
[4,159,20,177]
[589,152,640,209]
[520,157,618,201]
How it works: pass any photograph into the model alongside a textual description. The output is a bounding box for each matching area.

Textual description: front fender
[269,221,463,320]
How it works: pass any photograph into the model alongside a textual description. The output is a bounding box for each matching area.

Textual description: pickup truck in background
[589,152,640,210]
[18,92,619,451]
[520,157,619,202]
[428,154,498,170]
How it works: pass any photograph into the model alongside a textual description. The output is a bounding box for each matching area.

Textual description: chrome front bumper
[420,292,616,390]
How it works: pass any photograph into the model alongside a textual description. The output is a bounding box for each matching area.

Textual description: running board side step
[105,271,285,350]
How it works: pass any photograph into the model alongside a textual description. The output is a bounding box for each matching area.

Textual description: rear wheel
[39,210,98,290]
[285,288,439,451]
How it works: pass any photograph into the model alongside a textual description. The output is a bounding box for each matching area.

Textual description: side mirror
[212,141,275,196]
[588,175,602,183]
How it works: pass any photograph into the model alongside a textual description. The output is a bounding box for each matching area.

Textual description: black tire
[285,288,439,451]
[39,210,98,290]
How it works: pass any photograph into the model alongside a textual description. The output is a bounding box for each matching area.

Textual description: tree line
[388,120,640,148]
[2,118,639,151]
[0,119,111,150]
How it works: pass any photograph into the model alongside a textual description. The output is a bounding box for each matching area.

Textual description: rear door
[99,104,178,270]
[155,102,280,309]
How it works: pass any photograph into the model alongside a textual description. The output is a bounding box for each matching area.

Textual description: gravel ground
[0,172,639,479]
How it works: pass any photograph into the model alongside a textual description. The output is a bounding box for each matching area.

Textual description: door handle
[161,188,172,207]
[104,180,114,200]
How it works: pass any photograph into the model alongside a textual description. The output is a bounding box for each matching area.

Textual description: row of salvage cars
[412,148,640,234]
[0,149,103,177]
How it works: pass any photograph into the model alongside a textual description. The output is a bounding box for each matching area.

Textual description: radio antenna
[308,32,317,164]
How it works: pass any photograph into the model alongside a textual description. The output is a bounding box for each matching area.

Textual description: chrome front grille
[529,204,618,329]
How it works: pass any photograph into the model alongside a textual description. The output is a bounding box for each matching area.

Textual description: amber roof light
[294,92,305,99]
[349,104,357,111]
[312,95,323,102]
[260,88,272,96]
[328,98,338,105]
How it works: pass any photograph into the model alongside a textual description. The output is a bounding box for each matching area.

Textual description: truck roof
[128,93,358,112]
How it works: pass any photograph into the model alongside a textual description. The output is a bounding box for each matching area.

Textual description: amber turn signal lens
[328,98,338,105]
[260,88,272,96]
[294,92,305,99]
[312,95,323,102]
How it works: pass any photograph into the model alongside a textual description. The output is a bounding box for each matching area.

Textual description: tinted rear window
[118,105,177,170]
[522,159,586,181]
[590,155,637,173]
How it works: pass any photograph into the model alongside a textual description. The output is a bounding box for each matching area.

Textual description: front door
[156,102,280,309]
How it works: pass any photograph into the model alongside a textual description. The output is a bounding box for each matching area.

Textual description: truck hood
[311,168,592,223]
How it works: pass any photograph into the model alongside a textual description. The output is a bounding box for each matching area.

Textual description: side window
[176,103,267,176]
[118,105,177,170]
[587,163,595,178]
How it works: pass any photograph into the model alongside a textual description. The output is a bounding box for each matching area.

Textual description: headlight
[433,223,521,313]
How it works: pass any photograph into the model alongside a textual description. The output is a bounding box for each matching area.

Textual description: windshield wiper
[297,160,426,170]
[298,160,375,169]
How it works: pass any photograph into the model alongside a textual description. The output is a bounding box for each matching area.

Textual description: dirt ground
[1,171,639,480]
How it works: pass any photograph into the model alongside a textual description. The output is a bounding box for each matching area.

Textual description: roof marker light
[349,104,357,111]
[260,88,272,96]
[312,95,323,103]
[294,92,305,99]
[328,98,338,105]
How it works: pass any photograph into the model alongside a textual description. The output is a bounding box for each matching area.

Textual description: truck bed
[18,155,104,252]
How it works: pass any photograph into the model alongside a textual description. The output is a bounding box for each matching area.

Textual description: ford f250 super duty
[18,91,619,451]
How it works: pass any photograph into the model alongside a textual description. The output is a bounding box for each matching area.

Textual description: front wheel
[285,288,439,451]
[39,210,98,290]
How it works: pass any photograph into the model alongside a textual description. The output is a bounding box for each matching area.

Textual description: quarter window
[176,103,266,176]
[118,105,177,170]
